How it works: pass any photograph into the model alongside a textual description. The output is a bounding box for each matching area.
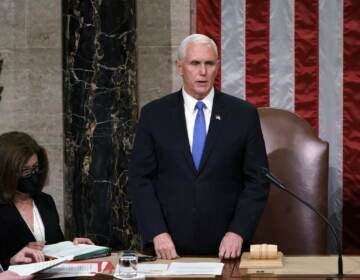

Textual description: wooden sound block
[239,252,284,268]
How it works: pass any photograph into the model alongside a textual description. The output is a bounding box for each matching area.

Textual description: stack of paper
[37,261,113,278]
[8,256,72,276]
[166,262,224,275]
[137,263,168,275]
[9,259,112,279]
[135,262,224,276]
[43,241,111,260]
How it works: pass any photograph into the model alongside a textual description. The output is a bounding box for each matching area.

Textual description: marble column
[136,0,194,108]
[63,0,139,249]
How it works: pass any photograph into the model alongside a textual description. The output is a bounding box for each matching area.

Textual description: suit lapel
[171,92,198,175]
[9,203,36,242]
[198,92,227,173]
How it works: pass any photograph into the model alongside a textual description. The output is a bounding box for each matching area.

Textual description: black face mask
[17,173,41,197]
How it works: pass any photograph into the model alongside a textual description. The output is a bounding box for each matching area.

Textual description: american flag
[196,0,360,253]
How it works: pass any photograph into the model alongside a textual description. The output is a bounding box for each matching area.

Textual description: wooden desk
[88,257,360,280]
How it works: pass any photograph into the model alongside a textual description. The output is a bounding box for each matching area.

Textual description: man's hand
[0,270,33,280]
[153,233,178,259]
[218,232,243,259]
[10,246,44,265]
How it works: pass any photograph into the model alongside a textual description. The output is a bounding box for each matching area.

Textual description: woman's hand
[26,241,46,251]
[10,246,44,264]
[0,270,33,280]
[73,238,94,245]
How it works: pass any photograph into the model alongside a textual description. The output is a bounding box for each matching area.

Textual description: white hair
[177,34,218,60]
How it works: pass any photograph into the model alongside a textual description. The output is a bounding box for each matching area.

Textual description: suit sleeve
[0,216,11,269]
[228,107,269,242]
[127,106,168,242]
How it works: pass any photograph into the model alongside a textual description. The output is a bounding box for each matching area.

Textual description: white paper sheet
[137,263,169,275]
[165,262,224,275]
[8,256,71,276]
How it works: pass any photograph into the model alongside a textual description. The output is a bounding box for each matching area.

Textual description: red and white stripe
[197,0,360,253]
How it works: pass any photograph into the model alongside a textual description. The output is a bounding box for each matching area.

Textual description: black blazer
[0,192,64,269]
[128,90,269,255]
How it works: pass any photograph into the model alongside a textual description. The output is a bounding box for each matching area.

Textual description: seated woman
[0,131,93,269]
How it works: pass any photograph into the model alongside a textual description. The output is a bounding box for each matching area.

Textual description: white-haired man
[128,34,269,259]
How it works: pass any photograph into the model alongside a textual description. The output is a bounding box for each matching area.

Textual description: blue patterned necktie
[192,101,206,170]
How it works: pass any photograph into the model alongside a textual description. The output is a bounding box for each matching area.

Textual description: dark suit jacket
[0,192,64,269]
[128,90,269,255]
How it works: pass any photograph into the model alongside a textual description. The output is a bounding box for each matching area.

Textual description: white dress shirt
[182,88,214,152]
[32,201,46,241]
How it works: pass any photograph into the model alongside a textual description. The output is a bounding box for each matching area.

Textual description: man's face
[176,43,218,100]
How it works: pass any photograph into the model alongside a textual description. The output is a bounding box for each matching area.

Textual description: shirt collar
[182,87,215,114]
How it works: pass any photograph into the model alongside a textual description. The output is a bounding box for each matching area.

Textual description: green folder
[43,241,111,260]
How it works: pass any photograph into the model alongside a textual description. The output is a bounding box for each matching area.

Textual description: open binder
[43,241,111,260]
[8,256,71,276]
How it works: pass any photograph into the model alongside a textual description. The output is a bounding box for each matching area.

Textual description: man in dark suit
[128,34,269,260]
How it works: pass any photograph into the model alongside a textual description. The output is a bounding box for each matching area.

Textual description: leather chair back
[253,108,329,254]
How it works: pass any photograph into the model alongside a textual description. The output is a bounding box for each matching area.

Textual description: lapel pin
[215,115,221,120]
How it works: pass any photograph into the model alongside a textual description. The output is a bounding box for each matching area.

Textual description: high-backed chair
[252,107,329,254]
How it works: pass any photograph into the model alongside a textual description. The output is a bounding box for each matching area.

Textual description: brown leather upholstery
[253,107,329,254]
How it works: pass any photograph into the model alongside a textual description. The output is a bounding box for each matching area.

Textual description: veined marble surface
[63,0,139,250]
